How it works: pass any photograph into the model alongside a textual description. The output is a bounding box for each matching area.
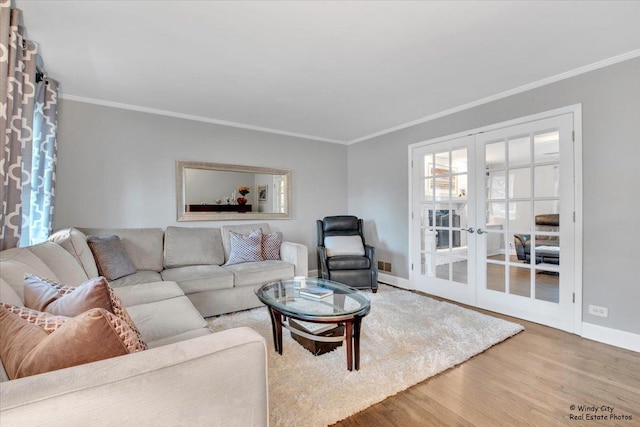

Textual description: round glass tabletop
[255,277,370,322]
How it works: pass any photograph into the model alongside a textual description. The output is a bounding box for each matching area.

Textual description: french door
[410,111,577,332]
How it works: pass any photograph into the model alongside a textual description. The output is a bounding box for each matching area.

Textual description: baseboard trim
[378,273,411,290]
[581,322,640,353]
[308,269,319,278]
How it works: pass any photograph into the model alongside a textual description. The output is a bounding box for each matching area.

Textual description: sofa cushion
[225,230,264,266]
[24,275,113,317]
[112,281,185,307]
[27,242,90,286]
[263,232,283,260]
[146,327,212,349]
[164,227,225,268]
[109,270,163,288]
[79,228,164,272]
[327,255,371,270]
[324,235,365,257]
[125,296,207,343]
[49,227,100,278]
[0,306,143,380]
[161,265,234,293]
[0,247,60,301]
[221,223,271,261]
[1,278,23,307]
[87,236,137,281]
[224,260,294,288]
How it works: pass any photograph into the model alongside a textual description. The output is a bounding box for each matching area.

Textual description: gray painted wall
[54,100,349,270]
[348,57,640,334]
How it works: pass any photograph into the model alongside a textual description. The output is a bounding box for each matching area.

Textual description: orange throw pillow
[0,306,143,379]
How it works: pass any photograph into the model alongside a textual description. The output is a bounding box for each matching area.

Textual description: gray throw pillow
[87,236,137,281]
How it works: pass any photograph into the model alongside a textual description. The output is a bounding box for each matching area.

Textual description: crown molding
[58,94,348,145]
[59,50,640,146]
[348,49,640,145]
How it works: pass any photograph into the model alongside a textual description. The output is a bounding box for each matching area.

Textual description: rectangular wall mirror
[176,160,291,221]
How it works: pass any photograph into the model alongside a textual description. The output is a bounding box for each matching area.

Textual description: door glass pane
[486,202,506,228]
[434,152,449,172]
[535,165,560,198]
[424,154,434,177]
[535,269,559,303]
[424,178,435,200]
[508,265,531,297]
[436,250,450,280]
[486,141,506,169]
[535,200,559,218]
[508,136,531,167]
[486,170,506,200]
[486,264,506,293]
[452,148,468,173]
[509,231,528,264]
[435,175,452,199]
[451,249,468,284]
[455,200,468,229]
[534,131,559,163]
[487,231,506,261]
[508,201,532,233]
[510,167,531,198]
[532,236,560,266]
[456,173,468,198]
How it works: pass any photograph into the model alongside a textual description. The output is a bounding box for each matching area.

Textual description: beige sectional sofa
[0,222,307,425]
[51,222,308,317]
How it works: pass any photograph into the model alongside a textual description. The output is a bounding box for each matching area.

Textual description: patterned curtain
[20,78,59,246]
[0,3,58,250]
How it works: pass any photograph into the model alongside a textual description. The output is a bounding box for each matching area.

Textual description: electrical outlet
[588,305,608,318]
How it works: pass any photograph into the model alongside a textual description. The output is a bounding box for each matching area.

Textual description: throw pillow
[225,229,264,266]
[87,235,137,281]
[24,275,113,317]
[262,232,283,260]
[324,235,365,257]
[23,275,146,349]
[0,306,144,380]
[1,303,69,334]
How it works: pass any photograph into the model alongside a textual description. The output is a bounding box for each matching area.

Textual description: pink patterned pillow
[263,232,283,260]
[23,275,146,350]
[225,229,264,265]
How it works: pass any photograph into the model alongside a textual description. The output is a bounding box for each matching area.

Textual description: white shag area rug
[207,284,524,427]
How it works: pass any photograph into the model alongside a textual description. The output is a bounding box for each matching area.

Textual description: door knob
[461,227,475,233]
[476,228,486,235]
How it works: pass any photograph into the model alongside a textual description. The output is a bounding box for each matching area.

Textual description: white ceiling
[15,1,640,144]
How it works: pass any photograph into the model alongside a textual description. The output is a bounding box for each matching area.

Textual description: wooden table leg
[268,307,283,354]
[353,316,362,371]
[345,320,353,371]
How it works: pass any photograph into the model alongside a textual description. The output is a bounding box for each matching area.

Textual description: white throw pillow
[324,236,365,257]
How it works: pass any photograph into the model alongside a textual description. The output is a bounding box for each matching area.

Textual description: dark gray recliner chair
[317,216,378,293]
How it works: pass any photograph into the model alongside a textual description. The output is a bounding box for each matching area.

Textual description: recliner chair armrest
[364,245,376,265]
[280,241,308,277]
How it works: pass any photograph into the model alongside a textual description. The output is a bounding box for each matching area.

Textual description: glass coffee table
[255,278,370,371]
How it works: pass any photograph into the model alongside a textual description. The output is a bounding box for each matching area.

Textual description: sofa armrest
[280,241,308,277]
[0,327,268,427]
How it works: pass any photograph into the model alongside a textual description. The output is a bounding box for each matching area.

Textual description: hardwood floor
[333,290,640,426]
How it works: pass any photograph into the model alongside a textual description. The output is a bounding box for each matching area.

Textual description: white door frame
[408,104,583,333]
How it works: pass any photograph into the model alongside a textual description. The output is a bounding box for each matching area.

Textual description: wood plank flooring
[333,290,640,427]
